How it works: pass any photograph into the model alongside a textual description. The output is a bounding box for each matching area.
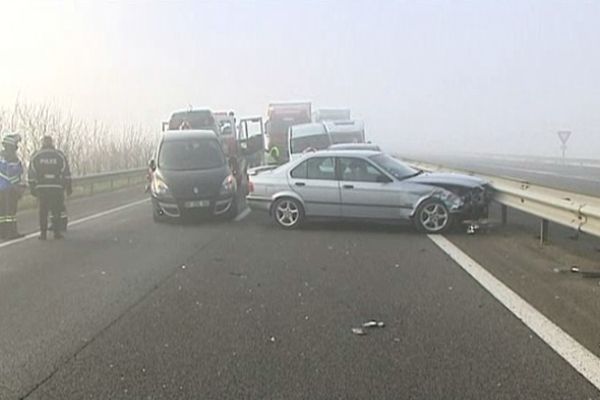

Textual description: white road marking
[0,198,150,250]
[427,234,600,391]
[234,207,251,222]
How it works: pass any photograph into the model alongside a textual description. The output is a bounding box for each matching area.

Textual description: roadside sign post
[557,130,571,160]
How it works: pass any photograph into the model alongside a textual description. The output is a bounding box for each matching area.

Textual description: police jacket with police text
[28,147,72,192]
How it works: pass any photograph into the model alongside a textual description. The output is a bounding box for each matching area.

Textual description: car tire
[272,197,304,229]
[223,197,238,221]
[413,199,453,234]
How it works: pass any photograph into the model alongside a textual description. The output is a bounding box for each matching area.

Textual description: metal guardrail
[71,168,147,195]
[405,159,600,240]
[456,153,600,168]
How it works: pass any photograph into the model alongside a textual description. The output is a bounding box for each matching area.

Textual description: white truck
[288,120,366,161]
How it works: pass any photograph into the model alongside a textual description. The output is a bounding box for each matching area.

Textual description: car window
[292,157,336,180]
[339,157,387,182]
[290,160,308,179]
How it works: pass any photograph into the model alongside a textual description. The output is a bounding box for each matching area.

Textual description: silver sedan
[246,150,491,233]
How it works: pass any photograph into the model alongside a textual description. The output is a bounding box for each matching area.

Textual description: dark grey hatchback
[149,130,238,221]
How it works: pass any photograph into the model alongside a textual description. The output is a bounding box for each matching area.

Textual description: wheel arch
[269,191,306,216]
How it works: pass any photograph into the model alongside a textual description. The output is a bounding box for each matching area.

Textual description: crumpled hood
[407,172,486,189]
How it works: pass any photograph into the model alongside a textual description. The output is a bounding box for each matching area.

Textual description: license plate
[184,200,210,208]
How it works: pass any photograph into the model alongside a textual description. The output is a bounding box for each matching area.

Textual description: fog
[1,1,599,158]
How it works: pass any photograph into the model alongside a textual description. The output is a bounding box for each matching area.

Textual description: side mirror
[149,159,156,171]
[376,175,391,183]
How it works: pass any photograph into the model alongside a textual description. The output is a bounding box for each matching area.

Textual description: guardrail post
[501,204,508,225]
[540,219,549,245]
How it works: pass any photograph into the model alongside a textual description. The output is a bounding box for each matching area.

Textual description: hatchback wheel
[414,199,452,233]
[273,198,303,229]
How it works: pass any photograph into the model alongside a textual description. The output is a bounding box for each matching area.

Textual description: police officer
[0,133,25,240]
[28,136,72,240]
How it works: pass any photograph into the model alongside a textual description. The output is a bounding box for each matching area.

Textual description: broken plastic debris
[394,264,400,268]
[466,223,481,235]
[269,336,276,342]
[568,266,600,278]
[351,327,366,336]
[181,265,186,269]
[362,320,385,329]
[101,271,106,275]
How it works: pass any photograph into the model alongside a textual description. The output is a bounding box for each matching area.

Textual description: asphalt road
[1,190,599,399]
[405,153,600,197]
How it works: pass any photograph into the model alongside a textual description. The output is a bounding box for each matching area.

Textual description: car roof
[161,129,218,141]
[328,143,380,150]
[309,149,383,158]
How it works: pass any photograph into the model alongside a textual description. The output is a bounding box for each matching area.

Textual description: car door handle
[343,184,354,189]
[295,182,306,187]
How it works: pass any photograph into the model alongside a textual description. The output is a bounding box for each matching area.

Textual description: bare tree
[0,101,155,175]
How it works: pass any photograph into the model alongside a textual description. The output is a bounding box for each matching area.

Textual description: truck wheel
[414,199,453,233]
[272,197,304,229]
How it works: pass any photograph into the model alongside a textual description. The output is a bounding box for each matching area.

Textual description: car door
[338,156,404,219]
[287,156,341,217]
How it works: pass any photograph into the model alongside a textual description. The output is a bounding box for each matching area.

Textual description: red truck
[264,102,311,163]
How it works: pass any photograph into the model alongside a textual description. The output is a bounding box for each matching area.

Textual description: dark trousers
[39,189,65,234]
[0,188,19,239]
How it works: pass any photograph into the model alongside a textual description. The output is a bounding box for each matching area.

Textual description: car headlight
[151,177,171,197]
[220,174,237,195]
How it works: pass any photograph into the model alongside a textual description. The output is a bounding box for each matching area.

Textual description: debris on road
[327,245,333,251]
[181,265,186,269]
[351,327,366,336]
[229,272,247,278]
[466,224,478,235]
[362,320,385,329]
[269,336,276,342]
[554,266,600,278]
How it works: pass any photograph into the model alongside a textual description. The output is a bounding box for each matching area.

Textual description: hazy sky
[1,0,599,157]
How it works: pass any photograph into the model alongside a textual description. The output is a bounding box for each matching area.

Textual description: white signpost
[557,130,571,160]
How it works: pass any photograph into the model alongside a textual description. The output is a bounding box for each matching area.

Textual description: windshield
[158,138,225,171]
[369,153,419,180]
